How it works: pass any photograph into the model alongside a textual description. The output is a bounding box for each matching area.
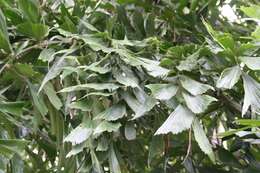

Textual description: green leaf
[140,58,170,78]
[145,14,155,37]
[217,34,235,51]
[235,119,260,127]
[116,5,133,35]
[28,82,48,116]
[108,145,121,173]
[18,0,40,22]
[118,49,169,77]
[217,148,242,168]
[43,82,62,110]
[79,34,114,53]
[96,137,109,152]
[39,57,67,92]
[124,123,136,140]
[69,98,92,112]
[190,0,199,11]
[59,83,120,93]
[146,84,178,100]
[116,49,141,66]
[0,0,13,8]
[17,22,49,40]
[240,57,260,70]
[217,126,250,138]
[192,118,215,162]
[11,154,24,173]
[216,66,241,89]
[177,51,199,71]
[0,9,11,52]
[3,8,24,25]
[0,101,24,116]
[252,27,260,40]
[121,89,156,119]
[148,136,164,167]
[0,146,15,159]
[0,86,10,100]
[0,139,29,159]
[203,20,234,51]
[66,142,86,158]
[155,105,195,135]
[202,20,219,42]
[91,150,104,173]
[64,124,92,145]
[94,121,121,135]
[242,73,260,115]
[79,19,100,32]
[132,10,145,38]
[60,67,80,79]
[82,92,115,97]
[14,63,38,78]
[95,103,126,121]
[84,64,111,74]
[241,5,260,19]
[182,92,217,114]
[180,76,214,95]
[61,16,77,33]
[112,37,146,47]
[113,66,139,88]
[38,49,55,62]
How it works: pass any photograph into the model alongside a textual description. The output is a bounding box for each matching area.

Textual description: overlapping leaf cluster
[0,0,259,172]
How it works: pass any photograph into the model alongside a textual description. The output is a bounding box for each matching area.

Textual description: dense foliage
[0,0,260,172]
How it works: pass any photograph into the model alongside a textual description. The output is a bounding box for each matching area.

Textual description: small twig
[164,134,170,156]
[182,128,192,163]
[15,41,48,59]
[219,93,241,113]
